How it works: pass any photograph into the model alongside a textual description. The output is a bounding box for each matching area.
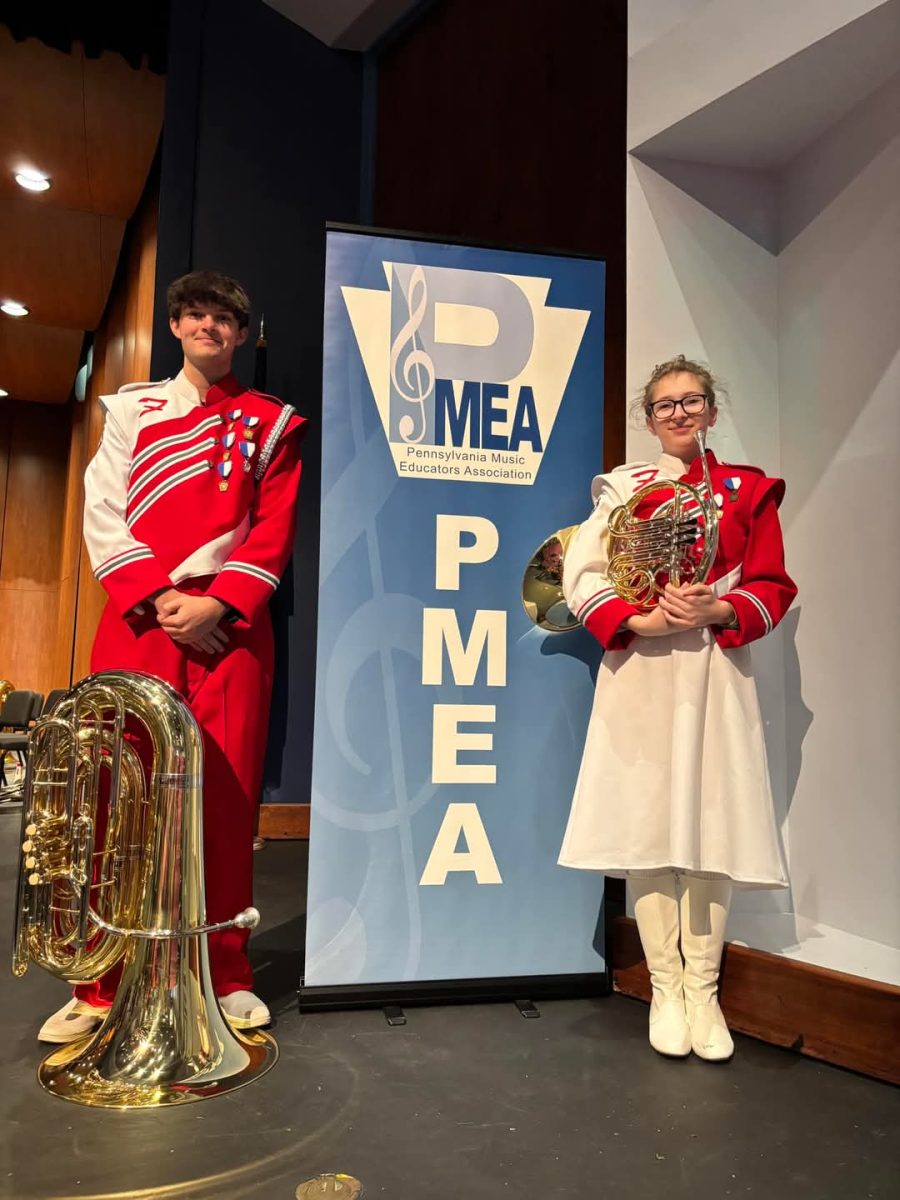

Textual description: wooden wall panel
[0,28,164,219]
[0,401,71,694]
[0,175,159,693]
[0,321,83,406]
[374,0,627,469]
[612,916,900,1086]
[0,30,162,409]
[0,404,9,556]
[71,178,159,682]
[0,198,126,329]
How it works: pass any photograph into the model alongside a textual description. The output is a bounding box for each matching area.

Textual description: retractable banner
[306,228,606,991]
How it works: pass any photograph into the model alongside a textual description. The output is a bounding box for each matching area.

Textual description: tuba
[12,670,277,1108]
[522,430,719,627]
[0,679,14,708]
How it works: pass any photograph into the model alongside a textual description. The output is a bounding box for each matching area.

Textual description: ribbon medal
[222,431,236,450]
[723,476,742,503]
[239,439,256,473]
[227,408,243,424]
[217,461,232,492]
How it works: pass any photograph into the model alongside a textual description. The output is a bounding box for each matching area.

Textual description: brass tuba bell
[522,430,719,627]
[13,670,277,1108]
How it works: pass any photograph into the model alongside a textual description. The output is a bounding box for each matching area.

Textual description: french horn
[522,430,719,628]
[13,670,277,1107]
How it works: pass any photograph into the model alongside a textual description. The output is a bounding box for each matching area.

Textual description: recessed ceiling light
[1,301,29,318]
[15,169,50,192]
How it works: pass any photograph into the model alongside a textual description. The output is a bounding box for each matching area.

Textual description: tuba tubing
[12,669,277,1108]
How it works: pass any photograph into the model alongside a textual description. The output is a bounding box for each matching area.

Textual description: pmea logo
[342,262,590,485]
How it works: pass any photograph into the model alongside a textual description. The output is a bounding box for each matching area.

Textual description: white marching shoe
[647,994,692,1057]
[680,876,734,1061]
[686,998,734,1061]
[38,998,108,1044]
[628,875,691,1058]
[218,990,271,1029]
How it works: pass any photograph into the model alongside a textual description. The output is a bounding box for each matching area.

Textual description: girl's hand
[625,606,679,638]
[658,582,734,630]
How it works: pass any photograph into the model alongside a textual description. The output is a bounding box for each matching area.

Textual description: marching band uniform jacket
[84,370,306,627]
[558,449,797,889]
[566,450,797,652]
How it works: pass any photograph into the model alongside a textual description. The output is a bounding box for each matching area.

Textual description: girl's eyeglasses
[647,393,709,420]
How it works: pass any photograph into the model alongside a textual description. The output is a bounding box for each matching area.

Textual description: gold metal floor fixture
[296,1176,364,1199]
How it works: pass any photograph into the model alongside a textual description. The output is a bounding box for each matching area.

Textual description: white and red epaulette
[117,378,171,393]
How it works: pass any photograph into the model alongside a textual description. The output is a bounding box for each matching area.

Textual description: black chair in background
[42,688,67,716]
[0,689,46,806]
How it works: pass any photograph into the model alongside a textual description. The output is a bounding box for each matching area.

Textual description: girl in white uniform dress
[561,357,797,1060]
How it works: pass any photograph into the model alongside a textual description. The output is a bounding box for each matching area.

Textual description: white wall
[628,0,885,149]
[627,0,900,983]
[778,72,900,955]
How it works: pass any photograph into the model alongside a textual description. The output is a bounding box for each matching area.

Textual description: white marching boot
[628,874,691,1058]
[680,877,734,1062]
[38,998,108,1044]
[218,990,271,1029]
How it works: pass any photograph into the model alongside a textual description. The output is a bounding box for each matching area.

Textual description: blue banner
[306,229,606,988]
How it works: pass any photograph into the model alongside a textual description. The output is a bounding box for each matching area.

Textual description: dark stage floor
[1,810,897,1200]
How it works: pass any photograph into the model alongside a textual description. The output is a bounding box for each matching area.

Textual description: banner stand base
[296,970,609,1013]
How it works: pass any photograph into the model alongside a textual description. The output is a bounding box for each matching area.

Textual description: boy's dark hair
[167,271,251,329]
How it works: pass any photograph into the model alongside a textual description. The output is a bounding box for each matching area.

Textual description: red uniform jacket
[563,450,797,652]
[84,370,306,626]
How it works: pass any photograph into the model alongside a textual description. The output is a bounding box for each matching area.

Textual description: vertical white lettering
[435,515,499,591]
[422,609,507,686]
[419,802,502,885]
[431,704,496,784]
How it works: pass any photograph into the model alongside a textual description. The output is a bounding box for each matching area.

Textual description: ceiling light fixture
[0,388,8,398]
[15,169,51,192]
[1,301,29,318]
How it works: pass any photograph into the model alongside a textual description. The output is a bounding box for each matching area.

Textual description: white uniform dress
[558,451,796,889]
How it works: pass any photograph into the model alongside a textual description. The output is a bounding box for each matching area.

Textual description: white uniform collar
[170,370,203,406]
[656,452,689,478]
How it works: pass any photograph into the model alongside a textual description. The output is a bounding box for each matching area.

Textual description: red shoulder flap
[719,463,784,511]
[248,388,286,407]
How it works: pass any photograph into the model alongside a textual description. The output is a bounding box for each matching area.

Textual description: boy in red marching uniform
[39,271,305,1042]
[561,355,796,1062]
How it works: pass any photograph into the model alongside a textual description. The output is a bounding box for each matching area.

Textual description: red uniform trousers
[74,578,274,1006]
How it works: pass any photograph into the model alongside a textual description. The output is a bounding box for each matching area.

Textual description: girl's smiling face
[645,371,718,461]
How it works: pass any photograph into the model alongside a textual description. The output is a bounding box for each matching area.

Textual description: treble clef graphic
[389,265,434,443]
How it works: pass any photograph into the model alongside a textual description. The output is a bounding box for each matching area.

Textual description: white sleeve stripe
[255,405,295,480]
[96,544,153,570]
[220,561,280,588]
[575,587,616,619]
[579,591,619,621]
[127,439,216,504]
[732,588,773,634]
[129,416,222,475]
[95,547,154,580]
[126,461,211,527]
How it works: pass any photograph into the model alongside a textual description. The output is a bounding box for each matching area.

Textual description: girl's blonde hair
[629,355,724,426]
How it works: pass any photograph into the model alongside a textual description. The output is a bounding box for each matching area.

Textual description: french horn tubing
[522,430,719,628]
